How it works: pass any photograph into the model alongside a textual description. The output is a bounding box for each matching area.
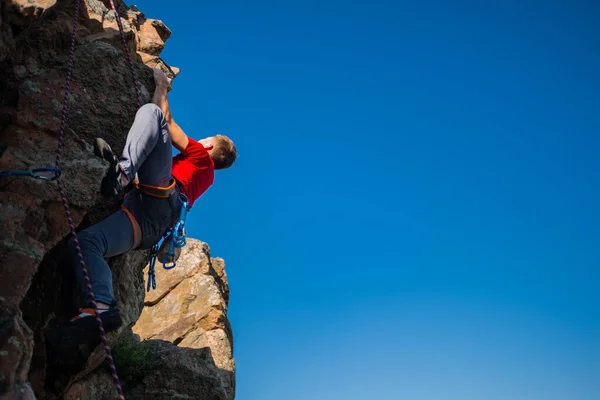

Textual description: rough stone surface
[62,370,116,400]
[0,298,35,400]
[126,340,232,400]
[0,1,233,399]
[0,0,156,312]
[138,17,170,56]
[132,239,235,399]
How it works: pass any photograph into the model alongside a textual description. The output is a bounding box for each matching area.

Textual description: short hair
[212,135,237,170]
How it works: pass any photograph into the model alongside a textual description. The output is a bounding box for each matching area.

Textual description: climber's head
[199,135,237,170]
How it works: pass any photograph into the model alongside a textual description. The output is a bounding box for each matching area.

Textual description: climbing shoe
[93,138,123,197]
[45,307,123,350]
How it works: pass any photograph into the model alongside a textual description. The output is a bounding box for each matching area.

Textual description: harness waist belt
[134,178,177,198]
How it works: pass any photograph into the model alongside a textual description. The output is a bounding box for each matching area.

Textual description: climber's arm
[164,106,189,153]
[151,68,189,152]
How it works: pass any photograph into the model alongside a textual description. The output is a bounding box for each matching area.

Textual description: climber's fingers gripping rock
[152,67,172,90]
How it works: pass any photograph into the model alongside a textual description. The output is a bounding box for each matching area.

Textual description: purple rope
[55,0,125,398]
[108,0,142,108]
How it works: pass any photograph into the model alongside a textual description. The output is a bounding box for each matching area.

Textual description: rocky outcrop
[55,240,235,400]
[0,298,36,399]
[59,240,236,399]
[0,1,234,399]
[132,239,235,398]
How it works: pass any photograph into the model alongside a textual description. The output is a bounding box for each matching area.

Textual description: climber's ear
[199,137,215,150]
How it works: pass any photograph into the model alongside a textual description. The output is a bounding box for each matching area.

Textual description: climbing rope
[1,1,141,182]
[1,2,145,395]
[54,0,145,398]
[54,0,126,398]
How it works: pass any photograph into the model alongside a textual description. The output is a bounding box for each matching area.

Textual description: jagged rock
[138,18,170,56]
[0,298,35,400]
[64,332,232,400]
[0,0,233,398]
[0,4,15,64]
[132,239,235,399]
[61,370,116,400]
[126,339,232,400]
[1,0,57,36]
[0,0,156,311]
[59,241,236,400]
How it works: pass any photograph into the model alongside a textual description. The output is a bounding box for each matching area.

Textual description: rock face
[60,240,235,400]
[0,1,234,399]
[132,239,235,399]
[0,298,36,399]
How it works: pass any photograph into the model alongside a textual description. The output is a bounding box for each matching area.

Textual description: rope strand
[55,0,124,398]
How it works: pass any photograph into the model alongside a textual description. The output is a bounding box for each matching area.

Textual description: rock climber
[46,67,237,349]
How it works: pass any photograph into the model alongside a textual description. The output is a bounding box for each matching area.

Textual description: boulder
[131,239,235,399]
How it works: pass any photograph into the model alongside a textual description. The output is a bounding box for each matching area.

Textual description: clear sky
[140,1,599,399]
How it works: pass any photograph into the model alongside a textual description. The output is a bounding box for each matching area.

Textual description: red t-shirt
[171,138,214,207]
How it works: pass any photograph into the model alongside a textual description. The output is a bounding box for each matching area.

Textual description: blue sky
[140,1,599,399]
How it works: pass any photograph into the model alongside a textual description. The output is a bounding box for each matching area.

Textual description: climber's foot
[45,307,123,350]
[93,138,123,197]
[93,137,116,162]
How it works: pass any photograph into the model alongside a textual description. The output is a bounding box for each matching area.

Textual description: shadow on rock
[62,330,235,400]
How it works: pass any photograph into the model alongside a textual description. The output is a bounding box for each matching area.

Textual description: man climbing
[46,68,237,349]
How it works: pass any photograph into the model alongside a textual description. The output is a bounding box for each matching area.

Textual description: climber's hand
[152,67,172,90]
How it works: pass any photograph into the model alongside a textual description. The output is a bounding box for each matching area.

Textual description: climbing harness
[120,176,192,292]
[0,167,61,181]
[134,178,177,198]
[119,176,187,254]
[147,194,191,292]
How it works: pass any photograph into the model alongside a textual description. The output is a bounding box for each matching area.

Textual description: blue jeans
[69,104,182,307]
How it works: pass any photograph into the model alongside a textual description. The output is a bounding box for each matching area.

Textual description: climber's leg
[45,210,133,349]
[69,210,134,308]
[118,103,173,187]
